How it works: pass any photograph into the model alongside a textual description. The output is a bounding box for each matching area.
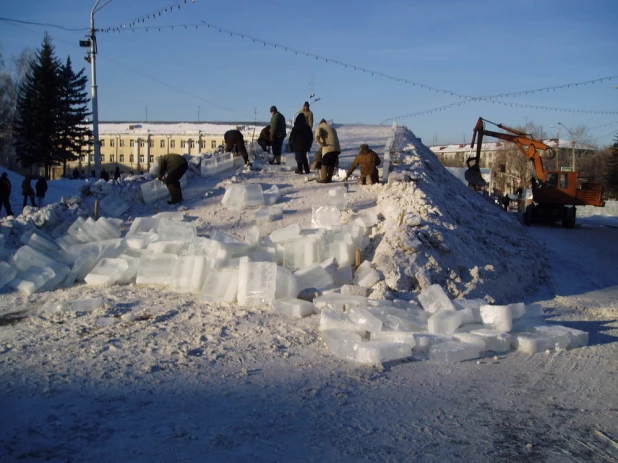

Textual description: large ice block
[99,195,130,218]
[283,237,318,271]
[294,263,334,291]
[429,341,481,362]
[85,258,130,285]
[319,309,367,335]
[157,219,196,242]
[348,306,383,334]
[313,294,368,313]
[147,240,187,255]
[10,266,56,295]
[126,217,159,237]
[533,325,588,349]
[370,330,416,348]
[13,245,57,272]
[326,186,346,210]
[508,302,527,320]
[451,333,487,351]
[200,267,239,302]
[0,261,17,288]
[428,310,463,334]
[418,284,456,314]
[141,178,171,204]
[470,328,512,353]
[355,341,412,364]
[311,205,341,229]
[62,247,100,287]
[237,257,277,306]
[275,266,298,299]
[411,333,453,352]
[322,329,362,360]
[511,332,554,354]
[273,298,315,318]
[136,253,178,286]
[352,260,381,288]
[126,231,159,249]
[263,185,281,205]
[170,256,209,293]
[26,233,72,265]
[480,305,513,332]
[116,253,140,285]
[38,261,70,292]
[269,224,301,243]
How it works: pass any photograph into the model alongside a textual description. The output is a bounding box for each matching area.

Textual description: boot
[326,165,335,183]
[295,162,304,174]
[317,165,331,183]
[303,159,310,174]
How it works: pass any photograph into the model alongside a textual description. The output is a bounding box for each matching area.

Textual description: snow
[1,124,617,462]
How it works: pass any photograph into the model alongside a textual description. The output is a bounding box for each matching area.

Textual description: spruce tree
[56,57,92,176]
[13,32,61,176]
[604,135,618,200]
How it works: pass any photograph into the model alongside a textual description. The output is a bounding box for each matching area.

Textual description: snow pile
[368,128,547,303]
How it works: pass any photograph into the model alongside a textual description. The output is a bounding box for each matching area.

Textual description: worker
[158,154,188,205]
[503,194,511,211]
[257,126,271,154]
[344,144,381,185]
[224,130,251,166]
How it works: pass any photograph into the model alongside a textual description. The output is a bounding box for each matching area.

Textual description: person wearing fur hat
[301,101,314,129]
[289,113,313,174]
[314,119,341,183]
[344,144,381,185]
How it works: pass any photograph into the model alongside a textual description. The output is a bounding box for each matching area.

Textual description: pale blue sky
[1,0,617,146]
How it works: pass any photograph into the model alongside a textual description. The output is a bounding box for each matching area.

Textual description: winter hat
[270,105,277,113]
[304,101,310,107]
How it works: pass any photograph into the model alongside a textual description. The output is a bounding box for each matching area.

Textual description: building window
[211,140,216,148]
[120,140,125,147]
[190,140,195,148]
[101,155,105,162]
[100,139,105,147]
[559,173,568,189]
[149,140,153,148]
[130,140,135,147]
[200,141,205,148]
[139,140,145,148]
[120,154,125,162]
[110,139,115,147]
[129,155,134,163]
[160,140,165,148]
[170,140,176,148]
[149,155,154,163]
[181,140,186,148]
[110,155,115,163]
[89,155,94,162]
[139,155,144,163]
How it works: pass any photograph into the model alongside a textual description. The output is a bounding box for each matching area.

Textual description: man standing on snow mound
[224,129,251,167]
[344,144,381,185]
[315,119,341,183]
[158,153,188,205]
[0,172,13,217]
[269,105,286,165]
[289,113,313,174]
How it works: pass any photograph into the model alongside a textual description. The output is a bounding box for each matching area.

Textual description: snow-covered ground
[1,124,617,462]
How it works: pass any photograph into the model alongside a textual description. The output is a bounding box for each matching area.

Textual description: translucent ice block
[348,306,383,334]
[273,298,315,318]
[11,266,56,295]
[322,329,362,360]
[319,309,367,335]
[136,253,178,286]
[269,224,301,243]
[237,257,277,306]
[85,258,129,285]
[200,267,238,302]
[370,331,416,348]
[13,245,56,272]
[99,195,129,218]
[355,341,412,364]
[480,305,513,332]
[170,256,208,293]
[511,332,554,354]
[294,263,334,291]
[470,328,512,352]
[428,310,463,334]
[0,261,17,288]
[429,341,481,362]
[418,284,456,314]
[311,205,341,229]
[275,266,298,299]
[314,294,368,313]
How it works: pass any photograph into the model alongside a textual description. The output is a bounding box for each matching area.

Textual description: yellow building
[58,122,263,178]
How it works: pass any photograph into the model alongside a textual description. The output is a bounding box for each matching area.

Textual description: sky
[0,0,617,147]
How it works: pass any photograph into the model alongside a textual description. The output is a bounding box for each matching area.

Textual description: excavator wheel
[524,203,535,226]
[562,206,576,229]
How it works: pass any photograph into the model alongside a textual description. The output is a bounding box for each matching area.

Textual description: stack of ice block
[140,176,188,204]
[100,195,130,217]
[201,152,245,177]
[222,184,265,210]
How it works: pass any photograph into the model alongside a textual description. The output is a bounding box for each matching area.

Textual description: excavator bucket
[464,163,483,186]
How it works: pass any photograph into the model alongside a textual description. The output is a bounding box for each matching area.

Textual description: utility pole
[86,0,113,180]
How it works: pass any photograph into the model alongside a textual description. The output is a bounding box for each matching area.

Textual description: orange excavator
[466,117,605,228]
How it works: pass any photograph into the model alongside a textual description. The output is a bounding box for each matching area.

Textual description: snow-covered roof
[95,122,266,135]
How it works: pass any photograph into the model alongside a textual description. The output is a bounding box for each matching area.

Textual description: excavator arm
[466,117,554,186]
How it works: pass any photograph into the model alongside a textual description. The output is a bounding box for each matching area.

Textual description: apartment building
[58,121,263,178]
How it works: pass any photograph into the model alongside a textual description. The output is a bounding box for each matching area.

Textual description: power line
[0,16,88,32]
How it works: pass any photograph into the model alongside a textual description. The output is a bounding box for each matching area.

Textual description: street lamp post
[87,0,113,179]
[558,122,576,172]
[550,125,560,169]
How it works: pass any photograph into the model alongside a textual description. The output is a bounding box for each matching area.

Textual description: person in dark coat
[0,172,13,217]
[301,101,314,130]
[35,176,48,207]
[502,194,511,211]
[21,175,36,208]
[101,168,110,181]
[114,166,121,181]
[257,126,271,154]
[158,154,189,204]
[344,144,381,185]
[72,168,80,179]
[269,106,286,165]
[289,113,314,174]
[224,130,251,166]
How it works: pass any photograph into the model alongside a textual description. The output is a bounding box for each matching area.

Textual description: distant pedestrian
[114,166,121,181]
[257,125,271,154]
[315,119,341,183]
[289,113,313,174]
[21,175,36,208]
[224,130,251,166]
[0,172,13,217]
[344,144,381,185]
[72,168,80,180]
[35,176,48,208]
[301,101,314,130]
[269,106,286,165]
[503,194,511,211]
[158,153,188,205]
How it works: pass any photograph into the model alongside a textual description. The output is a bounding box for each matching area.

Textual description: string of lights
[98,19,618,107]
[102,0,196,32]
